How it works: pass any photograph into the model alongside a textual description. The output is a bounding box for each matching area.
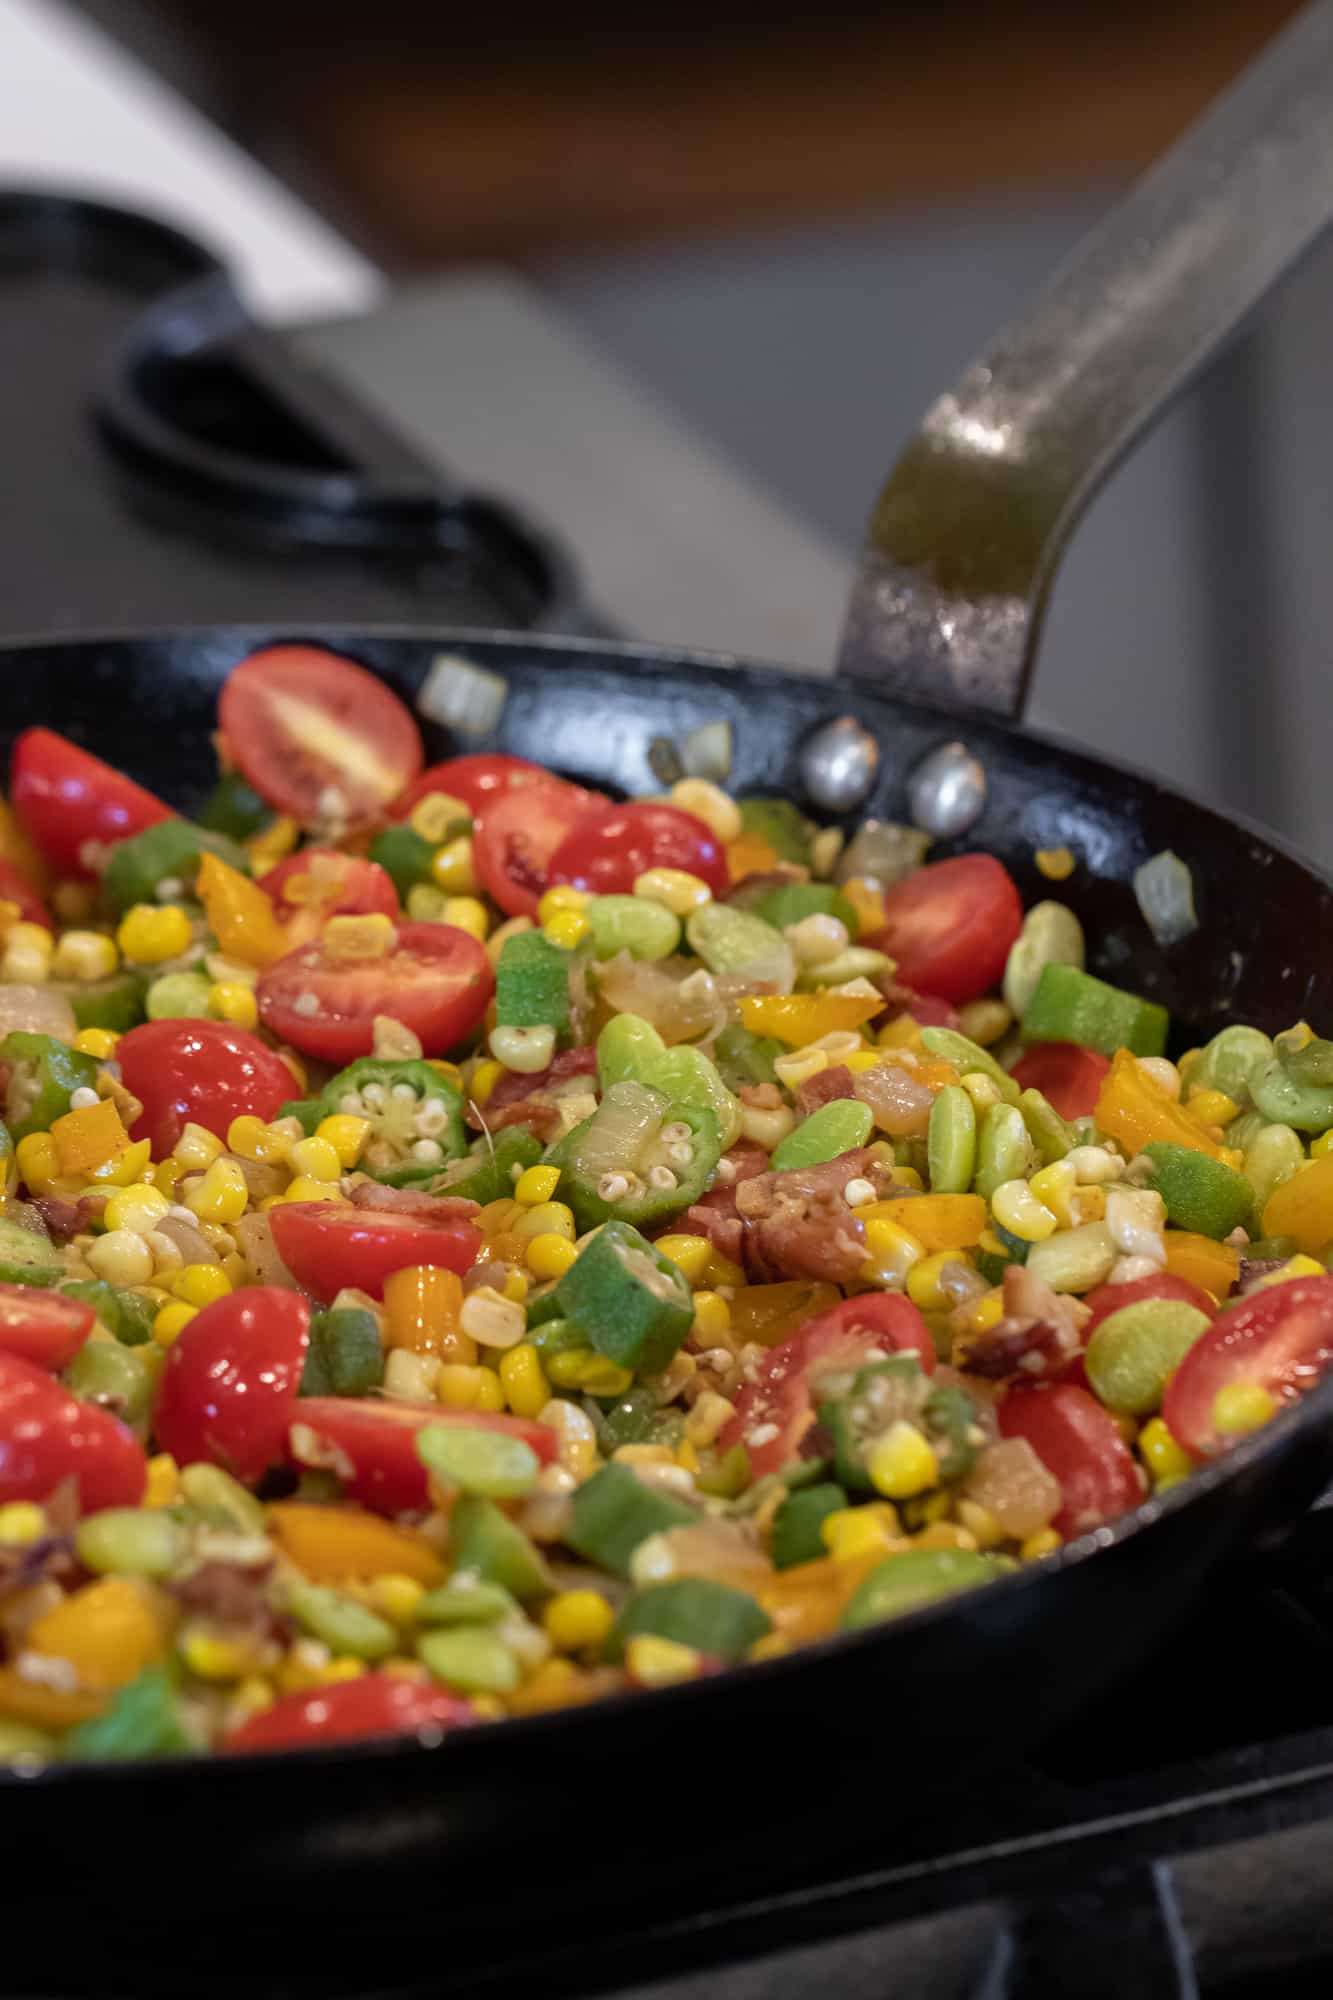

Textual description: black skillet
[11,3,1333,1981]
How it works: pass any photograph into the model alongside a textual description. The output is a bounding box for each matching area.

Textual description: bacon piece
[480,1048,597,1117]
[953,1265,1089,1379]
[793,1065,857,1119]
[348,1183,480,1223]
[29,1192,103,1242]
[168,1560,286,1641]
[876,980,960,1030]
[734,1147,897,1283]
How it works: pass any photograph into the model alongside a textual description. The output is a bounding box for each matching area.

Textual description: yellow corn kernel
[772,1045,830,1091]
[526,1232,578,1282]
[914,1521,979,1553]
[906,1249,972,1312]
[153,1300,198,1346]
[229,1677,276,1723]
[1020,1528,1062,1562]
[499,1342,550,1419]
[842,1048,882,1074]
[515,1164,561,1207]
[669,778,742,843]
[86,1228,154,1287]
[501,1267,531,1303]
[0,923,53,983]
[115,903,192,964]
[842,876,886,938]
[442,896,489,941]
[73,1027,120,1059]
[537,886,587,924]
[103,1183,170,1235]
[1029,1161,1079,1228]
[862,1217,925,1287]
[368,1574,426,1626]
[653,1234,713,1285]
[288,1136,342,1183]
[537,1396,598,1477]
[691,1291,732,1342]
[436,1364,504,1411]
[0,1501,47,1545]
[183,1156,249,1225]
[50,1097,130,1176]
[173,1263,233,1308]
[543,1589,615,1654]
[1035,847,1075,881]
[430,836,477,895]
[512,1201,575,1246]
[153,1158,181,1197]
[172,1122,225,1172]
[625,1634,702,1687]
[545,1348,634,1397]
[868,1421,939,1500]
[1139,1416,1193,1486]
[221,1253,248,1288]
[278,1175,348,1205]
[990,1179,1059,1243]
[323,913,397,963]
[208,981,258,1029]
[821,1505,901,1563]
[408,791,470,843]
[50,929,119,982]
[878,1013,924,1052]
[632,867,711,917]
[469,1059,504,1107]
[675,1438,699,1473]
[543,909,590,950]
[954,1287,1005,1337]
[143,1454,180,1508]
[1212,1380,1278,1437]
[308,1115,367,1169]
[86,1136,152,1188]
[1186,1087,1240,1129]
[222,1116,282,1165]
[956,1499,1003,1550]
[684,1390,735,1449]
[181,1624,269,1683]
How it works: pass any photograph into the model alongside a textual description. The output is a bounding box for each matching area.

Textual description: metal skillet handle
[836,0,1333,718]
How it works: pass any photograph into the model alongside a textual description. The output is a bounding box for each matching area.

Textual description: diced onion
[1133,849,1198,946]
[835,820,930,890]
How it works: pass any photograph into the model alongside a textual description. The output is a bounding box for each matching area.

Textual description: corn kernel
[369,1573,426,1626]
[1252,1254,1326,1288]
[172,1123,224,1172]
[625,1634,702,1687]
[543,909,589,950]
[537,886,586,924]
[956,998,1012,1047]
[229,1676,276,1723]
[183,1157,249,1224]
[684,1390,735,1449]
[1185,1087,1240,1128]
[103,1184,170,1235]
[535,1397,596,1478]
[1212,1380,1279,1437]
[86,1228,154,1287]
[632,867,711,916]
[867,1422,939,1499]
[288,1136,342,1183]
[1020,1528,1062,1562]
[51,929,119,981]
[515,1164,561,1207]
[526,1232,578,1281]
[691,1290,732,1341]
[313,1115,370,1169]
[408,791,470,843]
[653,1234,712,1285]
[173,1262,233,1308]
[914,1521,979,1553]
[74,1027,120,1059]
[182,1624,268,1682]
[842,1049,882,1074]
[430,836,477,895]
[543,1589,615,1654]
[821,1505,901,1562]
[990,1179,1059,1242]
[279,1175,348,1205]
[512,1203,575,1249]
[862,1217,925,1287]
[1035,847,1075,881]
[153,1300,198,1346]
[545,1347,634,1397]
[955,1288,1005,1337]
[142,1454,179,1508]
[956,1499,1003,1549]
[669,778,742,843]
[442,896,489,941]
[223,1115,284,1165]
[773,1045,830,1091]
[153,1159,181,1198]
[1029,1161,1079,1228]
[1139,1416,1193,1486]
[0,1501,47,1545]
[436,1364,506,1412]
[498,1342,550,1418]
[906,1250,972,1312]
[208,981,258,1029]
[116,903,192,964]
[323,913,397,963]
[470,1059,504,1107]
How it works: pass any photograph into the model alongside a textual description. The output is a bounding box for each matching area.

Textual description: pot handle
[836,0,1333,718]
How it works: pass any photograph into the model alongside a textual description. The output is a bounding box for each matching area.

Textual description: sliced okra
[554,1217,695,1375]
[314,1056,465,1179]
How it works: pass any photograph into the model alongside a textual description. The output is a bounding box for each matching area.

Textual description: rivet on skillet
[908,741,987,839]
[416,654,509,739]
[798,717,880,813]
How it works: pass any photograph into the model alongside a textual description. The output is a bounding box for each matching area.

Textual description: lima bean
[795,946,891,990]
[686,904,794,989]
[179,1462,266,1534]
[927,1085,977,1194]
[585,895,680,962]
[1250,1059,1333,1134]
[770,1099,874,1172]
[74,1507,187,1578]
[920,1027,1020,1105]
[287,1579,397,1661]
[1025,1221,1117,1293]
[1018,1087,1075,1163]
[145,971,212,1020]
[1242,1122,1306,1212]
[416,1422,541,1500]
[974,1103,1036,1200]
[64,1338,155,1428]
[1002,902,1085,1019]
[417,1579,519,1626]
[1084,1298,1211,1415]
[418,1625,521,1694]
[1192,1025,1273,1104]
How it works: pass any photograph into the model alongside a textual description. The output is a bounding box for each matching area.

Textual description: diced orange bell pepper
[727,1281,841,1347]
[866,1193,987,1252]
[196,852,289,968]
[755,1551,882,1646]
[49,1096,129,1175]
[0,1666,102,1731]
[382,1265,471,1360]
[1094,1048,1223,1161]
[507,1658,607,1716]
[739,993,882,1048]
[266,1502,445,1586]
[1262,1151,1333,1254]
[26,1577,175,1691]
[726,833,780,882]
[1162,1229,1239,1299]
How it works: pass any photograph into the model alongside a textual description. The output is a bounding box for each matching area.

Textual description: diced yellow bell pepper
[266,1502,445,1586]
[0,1665,102,1731]
[727,1280,840,1347]
[1262,1150,1333,1254]
[196,852,289,968]
[863,1193,988,1252]
[1162,1229,1239,1298]
[739,992,883,1047]
[86,1138,153,1186]
[26,1577,175,1690]
[725,833,780,882]
[1094,1048,1224,1161]
[877,1013,925,1051]
[49,1096,129,1175]
[754,1551,882,1646]
[841,877,886,938]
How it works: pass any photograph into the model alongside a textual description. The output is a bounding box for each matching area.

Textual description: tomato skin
[999,1383,1143,1536]
[549,802,729,900]
[291,1398,557,1512]
[1082,1273,1218,1340]
[117,1019,296,1156]
[0,1284,94,1370]
[391,753,547,818]
[472,779,606,918]
[0,858,51,930]
[719,1293,936,1480]
[154,1288,310,1486]
[867,855,1024,1004]
[257,920,493,1064]
[10,728,173,879]
[218,646,424,827]
[259,851,400,928]
[1011,1043,1112,1120]
[223,1671,474,1754]
[1162,1274,1333,1461]
[269,1203,483,1303]
[0,1350,145,1511]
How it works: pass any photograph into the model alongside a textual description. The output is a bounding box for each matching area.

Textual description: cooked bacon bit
[168,1560,286,1641]
[1003,1264,1091,1341]
[676,1203,745,1268]
[0,1534,76,1603]
[953,1267,1090,1379]
[29,1193,92,1243]
[734,1148,896,1283]
[1236,1257,1288,1294]
[737,1082,785,1111]
[479,1048,598,1119]
[875,980,960,1030]
[794,1065,857,1119]
[853,1061,935,1137]
[347,1183,480,1223]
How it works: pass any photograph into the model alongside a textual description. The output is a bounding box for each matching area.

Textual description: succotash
[0,642,1331,1767]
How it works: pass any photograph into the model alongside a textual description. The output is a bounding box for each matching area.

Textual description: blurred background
[17,0,1333,850]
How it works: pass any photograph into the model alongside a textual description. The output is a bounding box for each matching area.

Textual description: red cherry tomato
[223,1671,474,1755]
[867,856,1023,1004]
[291,1398,557,1512]
[0,858,51,930]
[391,753,547,819]
[0,1350,145,1511]
[0,1284,94,1370]
[1162,1274,1333,1461]
[257,920,493,1063]
[217,646,424,828]
[10,728,173,879]
[154,1287,310,1486]
[269,1202,483,1303]
[259,850,400,927]
[1082,1272,1218,1340]
[1011,1043,1112,1120]
[999,1383,1143,1537]
[116,1019,296,1156]
[472,778,606,918]
[719,1293,936,1480]
[549,801,729,901]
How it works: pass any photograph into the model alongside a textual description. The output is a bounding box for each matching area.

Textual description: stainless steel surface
[797,714,880,812]
[907,740,988,839]
[837,0,1333,719]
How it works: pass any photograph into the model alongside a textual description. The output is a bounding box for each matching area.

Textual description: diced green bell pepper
[368,823,443,902]
[546,1079,721,1233]
[1020,962,1168,1059]
[300,1307,384,1397]
[100,818,249,916]
[753,881,859,937]
[770,1483,847,1569]
[2,1031,99,1142]
[1142,1141,1254,1239]
[197,771,272,843]
[565,1460,696,1578]
[553,1218,694,1375]
[609,1578,770,1663]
